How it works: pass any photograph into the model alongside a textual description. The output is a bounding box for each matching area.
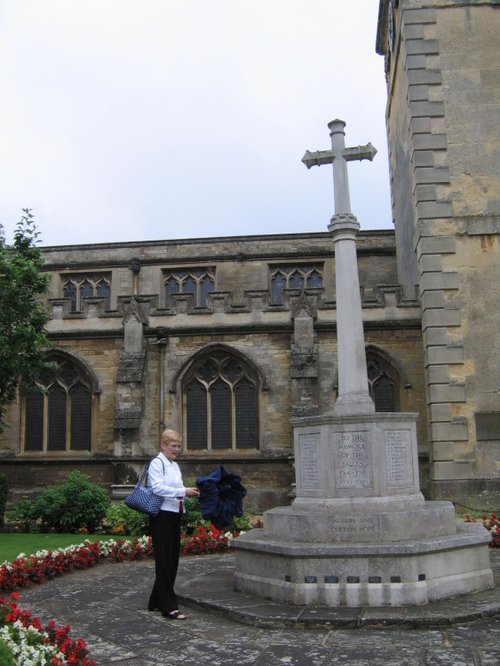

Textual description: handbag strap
[140,455,165,487]
[137,465,149,487]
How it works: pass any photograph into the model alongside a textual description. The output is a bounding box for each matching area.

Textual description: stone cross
[302,118,377,216]
[302,119,376,416]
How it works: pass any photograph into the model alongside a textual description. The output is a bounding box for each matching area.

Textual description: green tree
[0,210,53,428]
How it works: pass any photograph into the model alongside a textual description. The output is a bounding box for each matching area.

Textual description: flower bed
[181,523,237,555]
[0,527,241,595]
[0,536,154,594]
[0,592,95,665]
[464,512,500,546]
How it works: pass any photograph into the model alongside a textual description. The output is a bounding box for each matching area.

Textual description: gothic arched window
[183,349,259,451]
[366,350,402,412]
[164,268,215,308]
[23,353,95,453]
[62,273,111,312]
[270,264,323,305]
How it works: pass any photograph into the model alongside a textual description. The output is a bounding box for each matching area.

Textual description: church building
[1,0,498,513]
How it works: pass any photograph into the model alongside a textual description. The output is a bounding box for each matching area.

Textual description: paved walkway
[18,548,500,665]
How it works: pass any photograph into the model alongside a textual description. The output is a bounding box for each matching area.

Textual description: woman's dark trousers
[148,510,181,613]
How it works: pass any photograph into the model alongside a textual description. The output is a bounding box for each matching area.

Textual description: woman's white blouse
[147,451,186,513]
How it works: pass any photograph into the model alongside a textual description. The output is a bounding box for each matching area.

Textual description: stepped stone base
[265,498,457,543]
[233,522,493,606]
[233,412,494,607]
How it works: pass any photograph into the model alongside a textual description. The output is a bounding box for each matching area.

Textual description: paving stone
[325,628,444,646]
[447,617,500,642]
[477,648,500,666]
[327,646,420,665]
[252,643,334,665]
[422,647,478,665]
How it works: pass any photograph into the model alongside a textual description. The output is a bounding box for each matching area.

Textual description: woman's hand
[185,487,199,497]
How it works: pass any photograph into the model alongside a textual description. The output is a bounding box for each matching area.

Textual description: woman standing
[147,428,199,620]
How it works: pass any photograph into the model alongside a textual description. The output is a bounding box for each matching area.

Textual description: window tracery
[23,353,94,453]
[183,349,258,451]
[62,273,111,312]
[270,264,323,305]
[366,350,401,412]
[164,268,215,308]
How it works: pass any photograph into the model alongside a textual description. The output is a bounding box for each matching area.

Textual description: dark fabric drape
[196,466,247,528]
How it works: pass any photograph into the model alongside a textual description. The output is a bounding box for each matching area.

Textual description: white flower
[0,620,67,665]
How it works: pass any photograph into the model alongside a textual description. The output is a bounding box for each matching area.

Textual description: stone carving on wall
[291,293,319,416]
[290,349,317,378]
[114,297,148,457]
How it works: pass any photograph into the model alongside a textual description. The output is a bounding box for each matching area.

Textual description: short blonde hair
[161,429,180,445]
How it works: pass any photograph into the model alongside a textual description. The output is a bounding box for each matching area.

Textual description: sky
[0,0,392,248]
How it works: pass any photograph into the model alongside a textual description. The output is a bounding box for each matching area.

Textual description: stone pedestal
[233,413,494,606]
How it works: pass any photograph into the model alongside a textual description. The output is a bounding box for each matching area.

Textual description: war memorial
[233,119,493,606]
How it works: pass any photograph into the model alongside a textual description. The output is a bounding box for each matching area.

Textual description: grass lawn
[0,533,114,564]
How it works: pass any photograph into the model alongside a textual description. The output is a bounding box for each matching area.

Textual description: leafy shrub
[0,474,8,529]
[105,504,148,536]
[230,513,252,532]
[181,496,204,534]
[6,496,39,533]
[34,470,110,533]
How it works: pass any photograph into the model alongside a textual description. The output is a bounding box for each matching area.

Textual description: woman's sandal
[163,610,187,620]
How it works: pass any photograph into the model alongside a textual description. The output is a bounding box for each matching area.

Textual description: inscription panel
[328,515,379,540]
[297,433,321,491]
[385,429,413,486]
[334,431,372,489]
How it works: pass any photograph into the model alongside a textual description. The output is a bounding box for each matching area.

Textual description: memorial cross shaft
[302,119,376,415]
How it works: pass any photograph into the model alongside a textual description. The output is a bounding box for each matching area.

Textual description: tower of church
[377,0,500,507]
